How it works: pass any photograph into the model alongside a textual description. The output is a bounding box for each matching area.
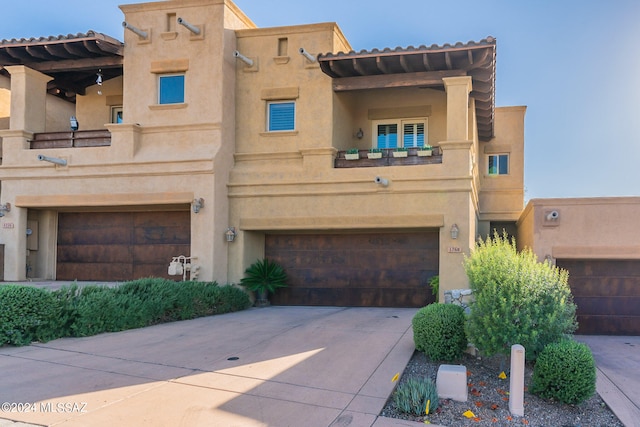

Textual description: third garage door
[265,231,439,307]
[557,259,640,335]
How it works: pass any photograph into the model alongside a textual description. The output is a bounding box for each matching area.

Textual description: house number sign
[2,223,14,229]
[448,246,462,253]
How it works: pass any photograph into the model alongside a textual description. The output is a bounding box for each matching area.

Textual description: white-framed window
[158,74,185,104]
[373,118,427,149]
[110,106,123,124]
[267,101,295,131]
[488,154,509,175]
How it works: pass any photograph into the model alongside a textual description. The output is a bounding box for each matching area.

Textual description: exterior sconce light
[225,227,237,242]
[192,198,204,214]
[299,47,316,63]
[70,116,79,131]
[356,128,364,139]
[122,21,148,39]
[0,202,10,217]
[177,17,201,35]
[234,50,254,67]
[450,223,459,239]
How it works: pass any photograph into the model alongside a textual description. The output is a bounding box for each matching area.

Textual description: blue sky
[2,0,639,200]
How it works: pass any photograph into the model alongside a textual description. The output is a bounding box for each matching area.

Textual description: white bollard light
[509,344,525,417]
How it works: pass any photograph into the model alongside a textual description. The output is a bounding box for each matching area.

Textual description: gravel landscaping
[381,350,623,427]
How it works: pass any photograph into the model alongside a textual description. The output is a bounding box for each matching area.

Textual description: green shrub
[0,286,58,345]
[429,276,439,302]
[393,377,439,416]
[240,258,288,294]
[464,233,577,361]
[1,280,251,345]
[531,339,596,404]
[412,303,467,362]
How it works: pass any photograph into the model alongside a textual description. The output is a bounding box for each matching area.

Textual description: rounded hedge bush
[412,303,467,361]
[531,339,596,404]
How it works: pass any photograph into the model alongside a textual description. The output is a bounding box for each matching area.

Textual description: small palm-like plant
[240,259,288,295]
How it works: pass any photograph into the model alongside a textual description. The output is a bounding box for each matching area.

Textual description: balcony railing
[334,147,442,168]
[30,130,111,149]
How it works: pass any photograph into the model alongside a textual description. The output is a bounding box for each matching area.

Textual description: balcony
[30,130,111,149]
[334,147,442,168]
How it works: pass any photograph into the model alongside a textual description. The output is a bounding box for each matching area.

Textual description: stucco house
[0,0,635,335]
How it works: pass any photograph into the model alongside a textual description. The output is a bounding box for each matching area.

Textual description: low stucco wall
[518,197,640,261]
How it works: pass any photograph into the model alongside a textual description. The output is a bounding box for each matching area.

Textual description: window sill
[149,103,188,111]
[259,131,298,137]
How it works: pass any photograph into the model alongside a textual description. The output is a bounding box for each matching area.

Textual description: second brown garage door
[265,231,439,307]
[557,259,640,335]
[57,211,190,281]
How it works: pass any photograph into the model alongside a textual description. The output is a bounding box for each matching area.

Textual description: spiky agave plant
[240,258,288,294]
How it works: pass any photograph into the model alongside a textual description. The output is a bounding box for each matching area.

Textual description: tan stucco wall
[478,106,526,221]
[76,76,123,131]
[0,75,9,130]
[518,197,640,261]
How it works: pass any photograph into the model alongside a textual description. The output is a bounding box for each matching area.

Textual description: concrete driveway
[0,306,420,427]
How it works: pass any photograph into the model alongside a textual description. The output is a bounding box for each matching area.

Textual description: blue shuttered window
[377,124,398,149]
[158,74,185,104]
[268,102,295,131]
[403,122,425,148]
[375,119,427,149]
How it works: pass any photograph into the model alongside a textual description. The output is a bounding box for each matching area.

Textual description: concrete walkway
[576,335,640,427]
[0,306,427,427]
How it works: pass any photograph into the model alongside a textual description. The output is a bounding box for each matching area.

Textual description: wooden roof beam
[332,70,465,92]
[376,56,390,73]
[27,56,123,73]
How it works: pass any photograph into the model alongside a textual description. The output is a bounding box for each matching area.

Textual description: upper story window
[488,154,509,175]
[111,106,123,124]
[373,118,427,149]
[268,101,295,131]
[158,74,185,104]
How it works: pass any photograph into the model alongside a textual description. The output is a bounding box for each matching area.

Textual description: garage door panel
[133,244,190,264]
[574,296,640,317]
[58,244,133,263]
[569,277,640,297]
[57,262,133,282]
[267,232,438,307]
[577,316,640,336]
[557,259,640,335]
[58,227,134,245]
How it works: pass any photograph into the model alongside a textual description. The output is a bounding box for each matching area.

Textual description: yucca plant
[240,258,288,295]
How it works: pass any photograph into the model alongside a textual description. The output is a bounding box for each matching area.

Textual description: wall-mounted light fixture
[356,128,364,139]
[37,154,67,166]
[233,50,254,67]
[299,47,316,63]
[225,227,237,242]
[122,21,148,39]
[450,223,459,239]
[192,198,204,214]
[177,17,201,35]
[70,116,79,131]
[96,69,103,95]
[0,202,10,218]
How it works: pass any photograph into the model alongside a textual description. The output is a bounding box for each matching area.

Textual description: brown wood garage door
[557,259,640,335]
[57,211,190,281]
[265,231,439,307]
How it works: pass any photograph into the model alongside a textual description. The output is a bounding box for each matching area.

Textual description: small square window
[158,74,185,104]
[488,154,509,175]
[111,106,123,124]
[268,101,295,131]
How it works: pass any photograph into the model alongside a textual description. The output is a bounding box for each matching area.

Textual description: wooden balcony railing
[334,147,442,168]
[30,130,111,149]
